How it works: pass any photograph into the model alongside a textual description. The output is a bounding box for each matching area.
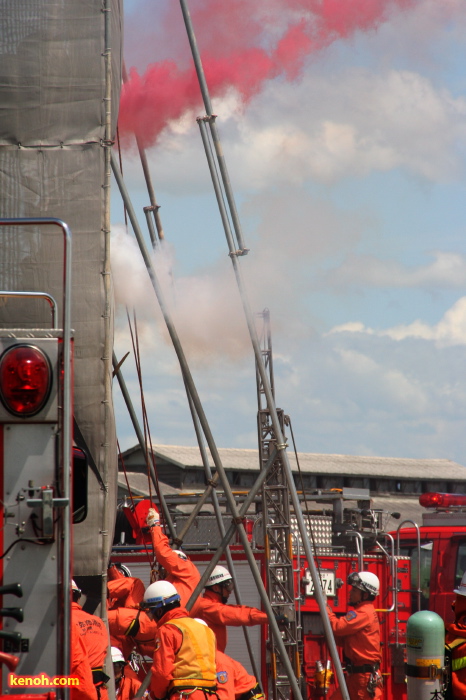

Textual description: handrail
[0,290,58,329]
[374,533,396,614]
[0,217,72,678]
[396,519,422,614]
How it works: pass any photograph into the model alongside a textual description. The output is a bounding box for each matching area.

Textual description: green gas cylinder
[406,610,445,700]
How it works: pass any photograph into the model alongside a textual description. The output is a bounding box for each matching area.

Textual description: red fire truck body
[110,490,466,700]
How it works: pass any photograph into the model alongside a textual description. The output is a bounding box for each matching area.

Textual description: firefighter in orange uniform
[107,561,156,671]
[71,625,97,700]
[107,602,157,672]
[190,565,268,653]
[215,649,264,700]
[146,507,201,607]
[107,564,145,611]
[72,580,110,700]
[326,572,383,700]
[111,646,146,700]
[141,580,218,700]
[446,571,466,698]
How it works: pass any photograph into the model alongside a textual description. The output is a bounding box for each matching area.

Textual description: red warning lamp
[420,492,466,509]
[0,345,52,416]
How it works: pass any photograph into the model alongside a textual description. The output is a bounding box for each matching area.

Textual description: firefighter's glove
[274,613,289,628]
[146,508,160,528]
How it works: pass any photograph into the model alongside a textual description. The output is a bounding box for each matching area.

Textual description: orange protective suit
[191,588,268,653]
[108,606,157,660]
[150,606,217,700]
[327,602,382,700]
[71,626,98,700]
[446,605,466,699]
[149,525,201,607]
[72,602,110,699]
[115,674,143,700]
[108,577,145,611]
[215,650,259,700]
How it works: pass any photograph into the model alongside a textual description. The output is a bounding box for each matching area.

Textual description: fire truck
[110,486,466,700]
[0,218,88,698]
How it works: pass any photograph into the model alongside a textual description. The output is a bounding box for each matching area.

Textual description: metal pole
[111,156,303,700]
[136,136,165,242]
[122,60,165,243]
[102,7,117,694]
[183,381,260,678]
[112,352,177,541]
[178,0,248,255]
[197,118,237,254]
[144,206,158,248]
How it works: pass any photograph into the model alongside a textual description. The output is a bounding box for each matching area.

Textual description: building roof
[121,443,466,481]
[118,472,182,498]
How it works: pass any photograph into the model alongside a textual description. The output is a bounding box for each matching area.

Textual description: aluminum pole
[122,60,165,243]
[179,0,248,255]
[101,7,116,697]
[184,381,260,679]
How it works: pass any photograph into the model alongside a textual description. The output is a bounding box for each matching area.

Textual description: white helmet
[111,647,125,664]
[454,572,466,596]
[116,564,132,578]
[173,550,188,561]
[71,579,81,594]
[205,565,232,587]
[348,571,380,597]
[143,580,180,609]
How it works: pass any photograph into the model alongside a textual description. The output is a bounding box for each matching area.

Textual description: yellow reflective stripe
[452,656,466,672]
[447,638,466,651]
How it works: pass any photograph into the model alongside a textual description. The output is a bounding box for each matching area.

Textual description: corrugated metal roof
[118,473,182,497]
[122,444,466,481]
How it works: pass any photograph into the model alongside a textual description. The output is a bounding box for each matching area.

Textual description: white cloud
[330,296,466,345]
[324,251,466,290]
[235,68,466,186]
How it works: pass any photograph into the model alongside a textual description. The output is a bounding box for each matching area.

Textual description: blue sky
[112,0,466,465]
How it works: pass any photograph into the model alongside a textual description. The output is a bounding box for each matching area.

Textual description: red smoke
[119,0,415,149]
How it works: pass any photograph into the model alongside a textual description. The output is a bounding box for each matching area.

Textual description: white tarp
[0,0,123,574]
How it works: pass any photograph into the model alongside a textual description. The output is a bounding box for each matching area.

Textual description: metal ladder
[255,309,302,700]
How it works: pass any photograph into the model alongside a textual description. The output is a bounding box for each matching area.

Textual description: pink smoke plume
[119,0,415,149]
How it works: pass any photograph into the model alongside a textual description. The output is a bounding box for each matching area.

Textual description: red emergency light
[419,492,466,509]
[0,344,52,416]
